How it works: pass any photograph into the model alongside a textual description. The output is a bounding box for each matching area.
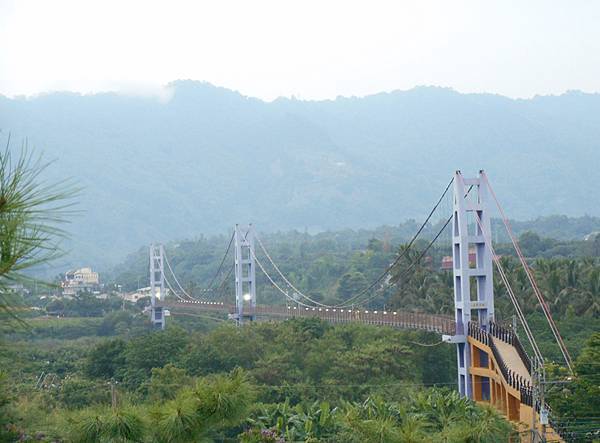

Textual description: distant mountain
[1,81,599,271]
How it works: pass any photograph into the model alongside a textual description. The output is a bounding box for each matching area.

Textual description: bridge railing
[264,305,456,334]
[164,300,456,334]
[467,321,489,345]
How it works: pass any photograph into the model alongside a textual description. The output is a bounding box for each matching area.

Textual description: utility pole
[529,356,548,443]
[531,359,538,442]
[539,366,548,443]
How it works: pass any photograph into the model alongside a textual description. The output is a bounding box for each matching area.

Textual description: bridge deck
[491,336,531,381]
[162,300,456,335]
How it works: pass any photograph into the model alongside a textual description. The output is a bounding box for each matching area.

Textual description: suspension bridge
[146,171,576,442]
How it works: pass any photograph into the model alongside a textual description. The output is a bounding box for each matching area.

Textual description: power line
[37,375,587,392]
[408,340,445,347]
[169,311,227,322]
[33,379,481,392]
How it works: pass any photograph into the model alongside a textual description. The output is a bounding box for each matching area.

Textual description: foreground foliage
[243,391,512,443]
[1,306,598,441]
[0,141,76,317]
[1,355,514,442]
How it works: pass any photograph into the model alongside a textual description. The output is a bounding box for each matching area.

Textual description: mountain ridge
[1,80,599,270]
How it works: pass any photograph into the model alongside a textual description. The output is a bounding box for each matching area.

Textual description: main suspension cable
[163,251,196,300]
[254,233,331,307]
[212,264,234,298]
[350,212,453,308]
[336,177,455,308]
[208,227,253,300]
[163,275,194,303]
[206,231,235,289]
[162,231,236,301]
[249,246,313,307]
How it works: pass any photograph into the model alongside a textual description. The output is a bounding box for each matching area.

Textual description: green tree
[146,363,191,402]
[181,325,265,375]
[548,332,600,431]
[85,339,127,380]
[336,272,368,300]
[122,327,190,388]
[152,368,255,442]
[0,371,21,441]
[98,311,134,336]
[519,231,546,256]
[69,405,146,443]
[57,376,111,409]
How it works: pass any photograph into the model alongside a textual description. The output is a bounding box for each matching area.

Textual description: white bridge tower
[149,243,166,329]
[232,224,256,325]
[452,170,495,398]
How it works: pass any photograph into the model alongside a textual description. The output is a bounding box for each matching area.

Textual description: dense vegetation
[0,314,513,442]
[1,310,598,442]
[1,226,599,441]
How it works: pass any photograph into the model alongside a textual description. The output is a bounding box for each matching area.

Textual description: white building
[62,267,99,295]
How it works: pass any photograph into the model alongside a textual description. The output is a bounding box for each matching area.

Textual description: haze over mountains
[1,80,600,269]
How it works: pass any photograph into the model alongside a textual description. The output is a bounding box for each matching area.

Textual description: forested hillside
[2,83,600,269]
[108,216,600,294]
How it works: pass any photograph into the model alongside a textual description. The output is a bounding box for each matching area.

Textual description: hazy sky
[1,0,599,101]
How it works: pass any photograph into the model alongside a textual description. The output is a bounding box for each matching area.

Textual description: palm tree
[463,404,513,443]
[397,413,426,443]
[343,409,400,443]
